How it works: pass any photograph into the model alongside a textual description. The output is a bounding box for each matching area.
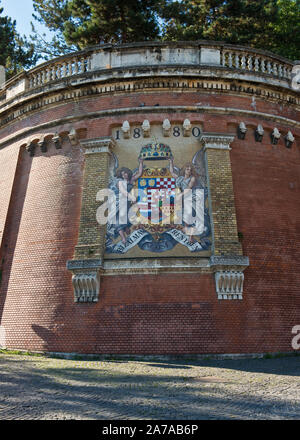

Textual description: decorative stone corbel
[122,121,130,139]
[72,272,100,303]
[215,271,244,300]
[237,122,247,140]
[38,138,47,153]
[255,124,264,142]
[162,119,171,137]
[52,134,62,149]
[67,259,103,303]
[68,128,78,145]
[26,141,36,157]
[285,131,295,148]
[210,256,249,300]
[183,119,192,137]
[271,127,281,145]
[142,120,151,137]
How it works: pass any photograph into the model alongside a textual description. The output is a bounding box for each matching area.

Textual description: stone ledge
[103,257,211,275]
[210,255,249,268]
[66,258,103,271]
[67,259,103,303]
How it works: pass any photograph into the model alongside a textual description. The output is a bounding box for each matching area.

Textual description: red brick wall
[0,90,299,355]
[0,144,21,255]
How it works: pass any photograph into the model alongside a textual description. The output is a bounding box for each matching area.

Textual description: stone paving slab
[0,353,299,420]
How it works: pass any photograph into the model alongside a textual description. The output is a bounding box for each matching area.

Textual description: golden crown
[139,143,173,161]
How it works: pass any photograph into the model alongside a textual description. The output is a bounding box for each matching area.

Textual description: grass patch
[0,348,43,357]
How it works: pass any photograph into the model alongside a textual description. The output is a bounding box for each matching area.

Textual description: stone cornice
[0,105,299,151]
[0,72,299,136]
[67,255,249,276]
[210,255,249,271]
[200,133,235,150]
[0,69,299,123]
[102,258,211,275]
[80,137,115,154]
[66,259,103,271]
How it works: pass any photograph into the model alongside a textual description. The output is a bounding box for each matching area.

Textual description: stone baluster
[282,65,287,78]
[87,56,92,71]
[74,59,79,74]
[228,52,233,68]
[254,57,259,72]
[241,54,246,70]
[235,53,240,69]
[62,62,67,77]
[48,67,53,81]
[221,51,226,67]
[57,64,62,79]
[80,57,85,73]
[247,55,253,71]
[40,70,44,84]
[267,60,272,74]
[68,60,73,76]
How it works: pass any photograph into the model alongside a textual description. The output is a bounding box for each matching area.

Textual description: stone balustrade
[220,47,293,80]
[27,53,92,89]
[0,41,297,103]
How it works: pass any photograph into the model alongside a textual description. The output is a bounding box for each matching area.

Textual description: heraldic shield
[105,143,211,255]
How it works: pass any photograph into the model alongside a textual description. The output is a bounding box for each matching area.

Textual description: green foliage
[268,0,300,60]
[31,0,300,61]
[0,1,38,78]
[31,0,77,59]
[32,0,162,57]
[0,348,43,357]
[161,0,300,59]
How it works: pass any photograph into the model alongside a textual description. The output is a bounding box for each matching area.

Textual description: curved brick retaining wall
[0,42,299,354]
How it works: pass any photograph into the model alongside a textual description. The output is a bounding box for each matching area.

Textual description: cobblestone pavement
[0,353,299,420]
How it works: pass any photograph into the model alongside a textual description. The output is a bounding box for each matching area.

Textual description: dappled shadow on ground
[155,356,300,375]
[98,355,300,376]
[0,354,299,420]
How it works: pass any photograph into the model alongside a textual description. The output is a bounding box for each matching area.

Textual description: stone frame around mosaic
[66,131,249,302]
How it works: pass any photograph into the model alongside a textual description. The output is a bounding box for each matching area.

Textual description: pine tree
[32,0,162,55]
[31,0,300,60]
[161,0,300,59]
[0,1,37,77]
[269,0,300,59]
[65,0,161,46]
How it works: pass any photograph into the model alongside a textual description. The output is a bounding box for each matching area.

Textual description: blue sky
[1,0,53,39]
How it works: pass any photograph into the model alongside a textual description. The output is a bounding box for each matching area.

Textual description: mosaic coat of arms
[105,143,211,255]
